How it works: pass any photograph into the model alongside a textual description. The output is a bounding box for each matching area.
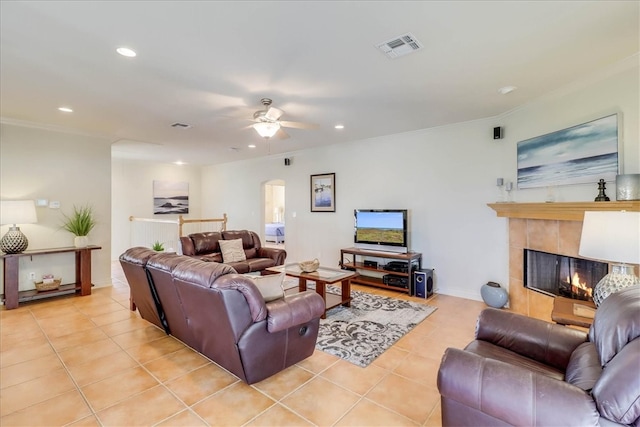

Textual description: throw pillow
[219,238,246,263]
[247,272,285,302]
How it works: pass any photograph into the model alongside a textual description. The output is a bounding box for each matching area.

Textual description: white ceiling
[1,1,638,166]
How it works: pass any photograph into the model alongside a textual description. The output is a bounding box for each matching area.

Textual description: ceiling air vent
[171,122,191,129]
[376,33,423,59]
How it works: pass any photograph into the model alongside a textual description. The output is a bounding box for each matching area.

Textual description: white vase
[74,236,89,248]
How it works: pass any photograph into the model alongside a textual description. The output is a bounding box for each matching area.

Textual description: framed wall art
[153,180,189,214]
[517,114,620,189]
[310,173,335,212]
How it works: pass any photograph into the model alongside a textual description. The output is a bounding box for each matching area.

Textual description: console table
[1,245,101,310]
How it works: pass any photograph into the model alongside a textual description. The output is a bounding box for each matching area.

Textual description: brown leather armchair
[180,230,286,274]
[119,247,325,384]
[437,285,640,426]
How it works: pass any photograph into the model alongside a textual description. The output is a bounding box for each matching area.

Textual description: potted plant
[61,204,96,247]
[152,240,165,252]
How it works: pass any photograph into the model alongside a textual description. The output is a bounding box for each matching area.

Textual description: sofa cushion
[192,232,222,255]
[565,342,601,391]
[246,272,285,302]
[220,238,247,263]
[246,257,277,272]
[589,285,640,366]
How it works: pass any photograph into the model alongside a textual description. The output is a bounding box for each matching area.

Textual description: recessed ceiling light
[116,47,137,57]
[498,86,517,95]
[174,161,186,166]
[58,107,73,113]
[334,124,344,130]
[248,144,256,148]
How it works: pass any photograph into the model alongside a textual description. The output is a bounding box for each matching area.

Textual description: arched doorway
[263,179,285,249]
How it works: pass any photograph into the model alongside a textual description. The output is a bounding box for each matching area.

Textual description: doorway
[264,179,285,249]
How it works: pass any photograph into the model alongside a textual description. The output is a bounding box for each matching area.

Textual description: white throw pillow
[247,272,285,302]
[219,238,246,263]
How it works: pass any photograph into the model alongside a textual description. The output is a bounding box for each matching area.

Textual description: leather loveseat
[119,247,325,384]
[437,285,640,426]
[180,230,285,274]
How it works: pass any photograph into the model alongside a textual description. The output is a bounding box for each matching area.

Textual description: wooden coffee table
[267,263,358,318]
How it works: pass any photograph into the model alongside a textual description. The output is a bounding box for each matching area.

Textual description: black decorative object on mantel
[594,179,610,202]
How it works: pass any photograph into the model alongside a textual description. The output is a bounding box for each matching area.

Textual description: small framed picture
[310,173,335,212]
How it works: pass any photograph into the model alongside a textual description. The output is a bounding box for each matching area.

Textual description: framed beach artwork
[310,173,335,212]
[517,114,620,189]
[153,180,189,214]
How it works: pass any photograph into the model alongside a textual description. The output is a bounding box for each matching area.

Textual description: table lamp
[0,200,38,254]
[578,210,640,306]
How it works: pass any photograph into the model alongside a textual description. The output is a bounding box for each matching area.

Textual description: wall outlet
[29,272,36,280]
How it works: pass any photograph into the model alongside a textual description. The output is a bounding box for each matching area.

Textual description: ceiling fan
[249,98,318,139]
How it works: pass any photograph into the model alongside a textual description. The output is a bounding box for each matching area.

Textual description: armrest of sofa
[475,308,588,370]
[437,348,600,427]
[265,291,325,333]
[257,247,287,265]
[179,236,195,256]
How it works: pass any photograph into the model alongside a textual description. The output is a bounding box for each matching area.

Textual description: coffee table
[266,263,358,319]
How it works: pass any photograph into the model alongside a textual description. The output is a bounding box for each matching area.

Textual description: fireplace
[524,249,608,302]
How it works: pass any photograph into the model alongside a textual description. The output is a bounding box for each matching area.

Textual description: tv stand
[340,247,422,295]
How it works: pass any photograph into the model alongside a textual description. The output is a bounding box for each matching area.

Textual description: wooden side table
[1,245,101,309]
[551,296,596,329]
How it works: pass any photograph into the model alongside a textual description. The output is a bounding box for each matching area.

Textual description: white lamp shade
[0,200,37,225]
[253,122,280,138]
[579,211,640,264]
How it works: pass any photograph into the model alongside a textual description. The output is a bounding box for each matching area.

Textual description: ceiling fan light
[253,122,280,138]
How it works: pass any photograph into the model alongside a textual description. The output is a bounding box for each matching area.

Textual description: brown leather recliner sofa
[119,247,325,384]
[180,230,286,274]
[437,285,640,426]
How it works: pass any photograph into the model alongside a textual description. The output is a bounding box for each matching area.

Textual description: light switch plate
[49,201,60,209]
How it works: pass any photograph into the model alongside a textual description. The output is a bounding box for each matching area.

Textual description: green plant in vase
[61,204,96,247]
[152,240,165,252]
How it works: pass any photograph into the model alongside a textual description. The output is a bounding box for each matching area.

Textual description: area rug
[314,285,437,367]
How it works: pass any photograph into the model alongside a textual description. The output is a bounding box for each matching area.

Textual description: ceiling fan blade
[265,106,284,121]
[279,120,319,130]
[275,128,290,139]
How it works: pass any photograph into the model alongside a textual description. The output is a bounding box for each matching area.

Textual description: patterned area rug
[315,285,437,367]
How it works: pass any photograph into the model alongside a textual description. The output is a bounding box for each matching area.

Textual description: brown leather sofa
[180,230,286,274]
[437,285,640,426]
[119,247,325,384]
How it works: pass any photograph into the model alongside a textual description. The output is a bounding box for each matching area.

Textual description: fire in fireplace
[524,249,609,302]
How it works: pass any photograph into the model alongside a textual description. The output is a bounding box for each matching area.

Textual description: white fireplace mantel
[488,201,640,221]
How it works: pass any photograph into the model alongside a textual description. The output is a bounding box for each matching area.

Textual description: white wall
[0,123,112,291]
[200,62,639,302]
[111,158,202,259]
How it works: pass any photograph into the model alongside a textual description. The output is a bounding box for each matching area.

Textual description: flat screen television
[354,209,408,253]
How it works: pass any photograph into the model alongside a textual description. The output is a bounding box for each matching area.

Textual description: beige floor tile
[0,353,64,389]
[57,337,123,367]
[95,385,186,426]
[335,398,418,426]
[67,414,102,427]
[155,409,208,427]
[47,327,109,352]
[99,315,150,337]
[29,302,79,320]
[252,364,315,401]
[0,339,56,368]
[81,366,159,411]
[366,373,440,424]
[393,353,441,387]
[75,300,130,317]
[246,403,314,426]
[164,363,239,406]
[143,347,210,383]
[90,309,137,326]
[281,377,360,426]
[110,323,167,349]
[0,389,91,426]
[424,401,443,427]
[66,351,139,386]
[320,359,388,395]
[295,348,340,374]
[0,328,47,352]
[192,382,275,426]
[371,345,409,371]
[125,335,186,364]
[0,369,76,416]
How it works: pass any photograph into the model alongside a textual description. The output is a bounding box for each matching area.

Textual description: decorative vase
[481,281,508,308]
[74,236,89,248]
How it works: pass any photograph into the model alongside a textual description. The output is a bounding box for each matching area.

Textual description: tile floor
[1,262,487,426]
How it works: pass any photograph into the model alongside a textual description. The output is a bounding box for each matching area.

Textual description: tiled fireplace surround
[489,201,640,323]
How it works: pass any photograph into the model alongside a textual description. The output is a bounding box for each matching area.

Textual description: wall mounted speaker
[414,268,434,298]
[493,127,503,139]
